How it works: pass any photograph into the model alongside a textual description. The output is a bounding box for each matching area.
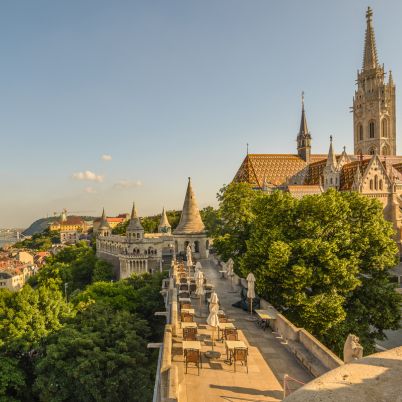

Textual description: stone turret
[98,208,111,237]
[126,202,144,242]
[158,207,171,234]
[174,178,205,235]
[323,136,341,191]
[173,178,209,259]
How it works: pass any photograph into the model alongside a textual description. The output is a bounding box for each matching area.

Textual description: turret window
[369,121,375,138]
[379,179,383,190]
[370,179,373,190]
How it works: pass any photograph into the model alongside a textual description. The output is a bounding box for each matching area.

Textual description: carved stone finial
[343,334,363,363]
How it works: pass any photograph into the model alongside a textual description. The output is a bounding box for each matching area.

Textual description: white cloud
[72,170,104,182]
[84,186,97,194]
[101,154,112,161]
[113,180,143,189]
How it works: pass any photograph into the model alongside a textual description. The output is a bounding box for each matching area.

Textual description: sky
[1,0,402,228]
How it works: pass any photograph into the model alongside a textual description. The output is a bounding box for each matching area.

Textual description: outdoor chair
[233,347,248,373]
[181,313,194,322]
[219,317,228,323]
[189,283,197,294]
[179,292,190,299]
[183,327,198,341]
[179,283,189,291]
[184,349,202,375]
[181,303,192,310]
[179,277,188,284]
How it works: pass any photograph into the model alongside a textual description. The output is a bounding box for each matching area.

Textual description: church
[233,8,402,252]
[96,178,209,278]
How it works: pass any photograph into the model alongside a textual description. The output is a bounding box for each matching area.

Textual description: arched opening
[374,175,378,190]
[206,240,210,250]
[358,124,363,141]
[369,147,376,155]
[382,119,388,138]
[330,178,333,185]
[379,179,383,190]
[370,179,373,190]
[194,241,200,253]
[369,121,375,138]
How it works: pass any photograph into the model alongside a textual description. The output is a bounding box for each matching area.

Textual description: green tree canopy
[34,303,154,402]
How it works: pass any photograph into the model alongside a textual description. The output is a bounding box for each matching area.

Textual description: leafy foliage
[34,304,155,402]
[214,186,401,355]
[13,229,60,251]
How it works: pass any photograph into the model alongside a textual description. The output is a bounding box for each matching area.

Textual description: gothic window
[369,147,376,155]
[330,178,333,185]
[369,121,375,138]
[382,145,390,156]
[194,241,200,253]
[382,119,388,137]
[370,179,373,190]
[374,175,378,190]
[358,124,363,141]
[379,179,383,190]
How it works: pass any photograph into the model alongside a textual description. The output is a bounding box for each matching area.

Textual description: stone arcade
[96,178,209,278]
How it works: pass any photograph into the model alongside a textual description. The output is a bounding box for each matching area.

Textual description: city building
[96,178,209,278]
[49,210,88,233]
[233,8,402,251]
[0,255,31,292]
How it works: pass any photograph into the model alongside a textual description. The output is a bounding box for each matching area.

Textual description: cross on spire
[363,6,379,70]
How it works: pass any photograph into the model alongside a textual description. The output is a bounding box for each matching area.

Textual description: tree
[34,304,155,402]
[212,183,263,268]
[236,189,400,355]
[0,356,25,402]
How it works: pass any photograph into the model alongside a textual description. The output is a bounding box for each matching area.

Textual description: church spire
[297,92,311,163]
[326,135,337,170]
[362,7,379,70]
[174,178,205,234]
[126,202,144,239]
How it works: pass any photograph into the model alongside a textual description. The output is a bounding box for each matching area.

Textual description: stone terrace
[165,258,313,402]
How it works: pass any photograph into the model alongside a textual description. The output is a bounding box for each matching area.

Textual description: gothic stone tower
[297,92,312,163]
[353,7,396,156]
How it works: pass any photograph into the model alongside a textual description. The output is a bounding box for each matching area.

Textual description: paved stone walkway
[172,258,313,402]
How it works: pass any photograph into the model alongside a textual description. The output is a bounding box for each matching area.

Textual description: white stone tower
[126,202,144,242]
[353,7,396,156]
[97,208,111,237]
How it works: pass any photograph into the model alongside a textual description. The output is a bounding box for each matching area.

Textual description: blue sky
[1,0,401,227]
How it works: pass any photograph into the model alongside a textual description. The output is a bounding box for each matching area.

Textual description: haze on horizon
[1,0,402,228]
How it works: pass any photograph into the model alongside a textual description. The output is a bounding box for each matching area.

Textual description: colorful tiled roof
[285,185,323,199]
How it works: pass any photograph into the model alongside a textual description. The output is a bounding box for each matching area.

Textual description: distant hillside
[22,216,96,236]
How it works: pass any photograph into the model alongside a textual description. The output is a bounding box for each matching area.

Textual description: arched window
[369,121,375,138]
[379,179,383,190]
[369,147,376,155]
[358,124,363,141]
[370,179,373,190]
[382,145,390,156]
[374,175,378,190]
[330,177,333,185]
[382,119,388,137]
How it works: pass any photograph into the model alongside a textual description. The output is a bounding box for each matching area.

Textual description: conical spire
[174,178,205,234]
[127,202,144,231]
[299,92,309,135]
[352,165,363,191]
[388,70,394,86]
[158,207,171,233]
[326,136,337,170]
[99,208,110,230]
[362,7,379,70]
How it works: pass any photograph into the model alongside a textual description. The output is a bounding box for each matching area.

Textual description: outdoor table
[181,322,197,329]
[217,322,235,340]
[225,340,247,363]
[181,308,195,315]
[255,309,277,330]
[179,289,190,294]
[179,297,191,304]
[182,340,202,353]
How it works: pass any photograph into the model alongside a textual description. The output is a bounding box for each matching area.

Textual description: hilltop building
[0,254,31,292]
[234,8,402,251]
[92,213,129,234]
[49,210,88,233]
[96,178,209,278]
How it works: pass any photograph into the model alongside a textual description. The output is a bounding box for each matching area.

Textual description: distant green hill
[22,217,59,236]
[22,216,96,236]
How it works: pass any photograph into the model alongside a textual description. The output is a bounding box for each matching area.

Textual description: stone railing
[214,256,343,377]
[156,273,179,402]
